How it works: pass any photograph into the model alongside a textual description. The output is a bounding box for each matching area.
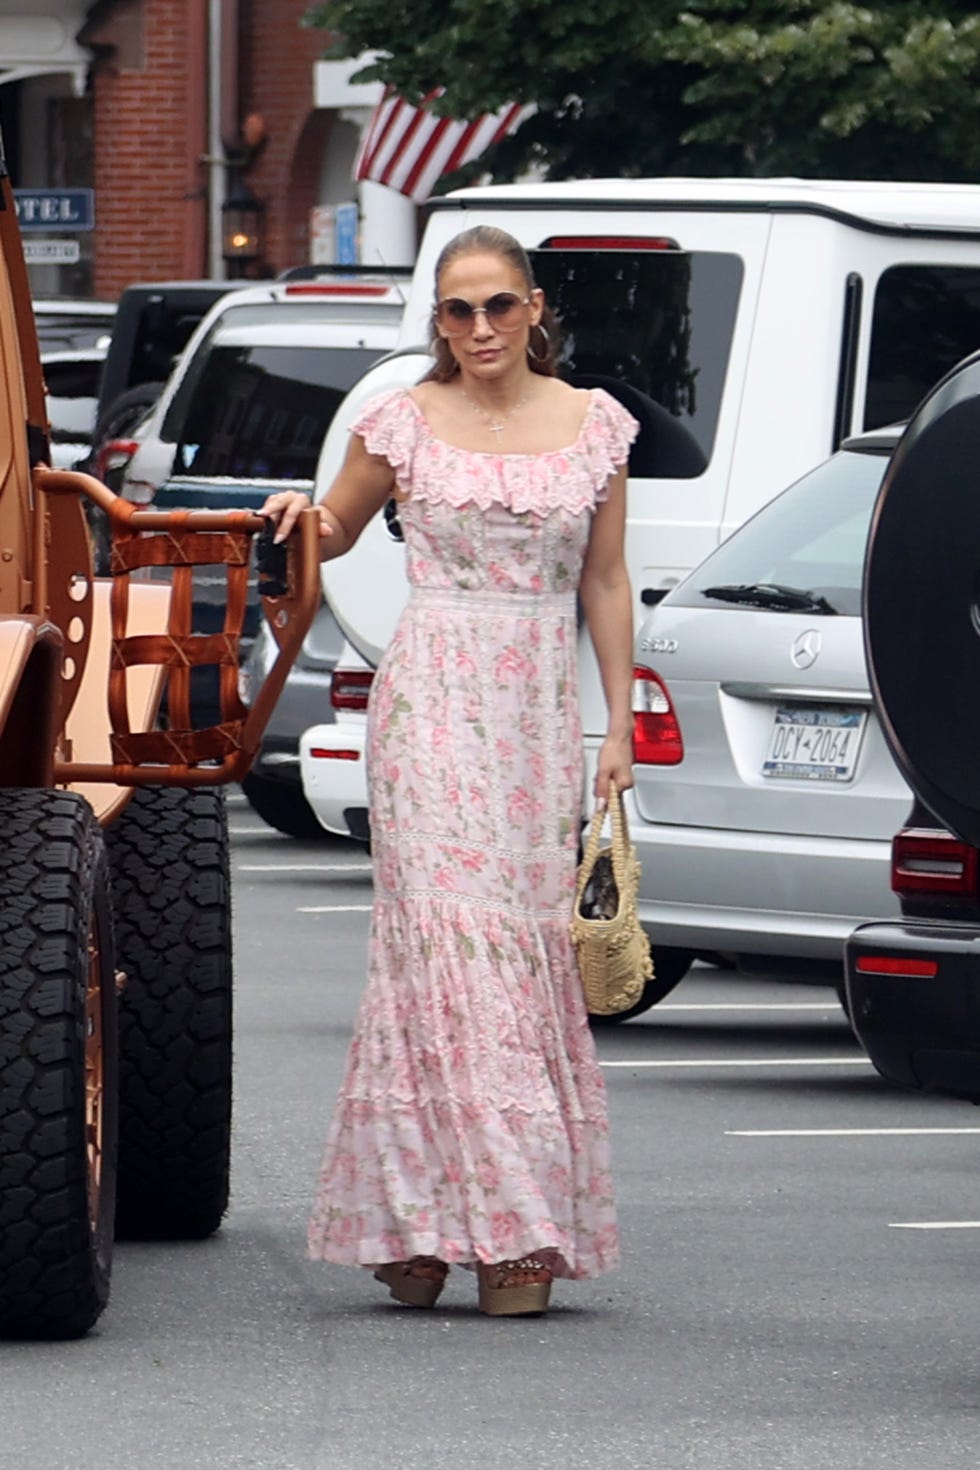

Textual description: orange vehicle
[0,151,319,1338]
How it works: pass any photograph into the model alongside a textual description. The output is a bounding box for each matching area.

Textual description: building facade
[0,0,416,300]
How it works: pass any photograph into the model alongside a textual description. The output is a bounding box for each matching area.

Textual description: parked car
[297,177,980,849]
[844,811,980,1100]
[626,424,912,1017]
[299,640,375,844]
[115,273,407,833]
[32,296,115,354]
[297,349,430,841]
[237,604,346,840]
[843,348,980,1100]
[118,275,406,505]
[89,278,253,454]
[32,297,116,471]
[41,344,107,470]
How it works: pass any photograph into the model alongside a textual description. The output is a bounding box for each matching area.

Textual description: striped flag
[353,89,535,203]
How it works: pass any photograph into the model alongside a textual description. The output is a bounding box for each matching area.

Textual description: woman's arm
[259,432,396,562]
[579,465,635,798]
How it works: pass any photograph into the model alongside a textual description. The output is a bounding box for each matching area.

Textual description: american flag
[353,89,535,203]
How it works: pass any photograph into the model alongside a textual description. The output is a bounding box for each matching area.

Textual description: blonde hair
[424,225,559,382]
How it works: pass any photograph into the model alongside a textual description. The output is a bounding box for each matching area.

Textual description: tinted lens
[435,298,475,334]
[435,293,527,335]
[484,293,525,330]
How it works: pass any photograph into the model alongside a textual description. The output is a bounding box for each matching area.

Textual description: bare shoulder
[531,377,593,434]
[408,380,442,411]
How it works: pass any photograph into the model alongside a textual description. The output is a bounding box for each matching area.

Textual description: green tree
[305,1,980,181]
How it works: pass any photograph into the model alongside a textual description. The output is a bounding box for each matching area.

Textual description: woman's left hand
[594,734,634,802]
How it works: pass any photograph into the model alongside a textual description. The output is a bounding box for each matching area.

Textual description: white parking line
[889,1221,980,1230]
[297,904,373,913]
[727,1127,980,1137]
[229,826,284,836]
[237,864,372,873]
[600,1057,872,1069]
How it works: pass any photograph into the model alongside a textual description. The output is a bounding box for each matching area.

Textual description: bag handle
[574,779,632,906]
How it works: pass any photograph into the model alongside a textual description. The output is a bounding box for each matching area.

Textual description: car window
[43,356,104,441]
[865,264,980,430]
[530,247,743,477]
[170,344,381,482]
[33,308,115,354]
[668,448,890,616]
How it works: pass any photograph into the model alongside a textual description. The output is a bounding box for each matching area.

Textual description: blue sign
[335,202,359,265]
[14,188,95,232]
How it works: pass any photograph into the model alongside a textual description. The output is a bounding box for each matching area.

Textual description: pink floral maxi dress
[307,387,638,1279]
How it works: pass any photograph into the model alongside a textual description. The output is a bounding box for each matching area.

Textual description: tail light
[284,283,389,297]
[308,747,360,761]
[891,827,979,898]
[540,236,681,251]
[95,437,139,481]
[853,955,939,978]
[632,665,683,765]
[330,668,375,712]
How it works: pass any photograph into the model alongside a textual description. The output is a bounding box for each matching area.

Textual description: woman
[262,225,637,1316]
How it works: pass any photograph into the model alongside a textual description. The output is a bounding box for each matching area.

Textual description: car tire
[587,946,693,1025]
[0,790,118,1340]
[240,771,329,841]
[107,786,233,1240]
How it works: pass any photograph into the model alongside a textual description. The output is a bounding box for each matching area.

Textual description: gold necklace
[458,386,529,439]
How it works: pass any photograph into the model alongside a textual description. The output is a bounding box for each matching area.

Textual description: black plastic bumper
[845,920,980,1101]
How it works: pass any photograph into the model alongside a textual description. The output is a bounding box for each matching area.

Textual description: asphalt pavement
[2,792,979,1469]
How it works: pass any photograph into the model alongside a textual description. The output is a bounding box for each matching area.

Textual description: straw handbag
[570,780,653,1016]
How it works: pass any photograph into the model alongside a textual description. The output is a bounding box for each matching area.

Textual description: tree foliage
[305,1,980,182]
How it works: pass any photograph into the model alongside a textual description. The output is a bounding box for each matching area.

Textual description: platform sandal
[477,1257,553,1317]
[374,1257,449,1309]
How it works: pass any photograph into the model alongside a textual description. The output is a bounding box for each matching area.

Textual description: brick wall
[88,0,209,297]
[242,0,325,271]
[87,0,324,297]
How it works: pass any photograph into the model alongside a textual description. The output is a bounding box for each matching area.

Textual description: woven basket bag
[570,780,654,1016]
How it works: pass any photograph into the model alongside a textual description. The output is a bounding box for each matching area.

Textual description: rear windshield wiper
[699,582,839,614]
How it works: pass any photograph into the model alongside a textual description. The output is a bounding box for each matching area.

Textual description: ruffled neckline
[402,388,601,460]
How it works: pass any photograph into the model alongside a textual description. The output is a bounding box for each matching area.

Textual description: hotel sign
[13,188,95,232]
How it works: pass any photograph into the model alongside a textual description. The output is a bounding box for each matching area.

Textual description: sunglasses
[434,291,531,336]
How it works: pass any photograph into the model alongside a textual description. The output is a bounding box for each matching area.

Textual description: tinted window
[668,448,890,616]
[33,309,115,354]
[865,265,980,430]
[171,345,380,482]
[531,248,743,476]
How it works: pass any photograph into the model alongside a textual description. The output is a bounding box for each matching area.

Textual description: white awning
[313,55,384,111]
[0,6,92,95]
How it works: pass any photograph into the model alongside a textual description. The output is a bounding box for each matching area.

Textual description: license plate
[762,707,867,782]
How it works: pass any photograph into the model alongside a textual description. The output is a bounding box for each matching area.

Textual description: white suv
[119,273,407,506]
[113,271,407,837]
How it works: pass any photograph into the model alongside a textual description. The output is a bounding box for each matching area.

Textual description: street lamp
[221,175,265,275]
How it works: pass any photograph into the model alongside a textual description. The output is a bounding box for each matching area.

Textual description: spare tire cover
[863,347,980,845]
[315,350,432,665]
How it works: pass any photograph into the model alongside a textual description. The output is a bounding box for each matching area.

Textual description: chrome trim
[721,682,874,705]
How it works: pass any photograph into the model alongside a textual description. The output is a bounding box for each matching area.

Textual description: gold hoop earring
[526,322,550,364]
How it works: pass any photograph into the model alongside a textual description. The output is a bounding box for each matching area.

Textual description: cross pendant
[488,422,504,437]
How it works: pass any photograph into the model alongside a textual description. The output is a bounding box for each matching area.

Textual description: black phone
[254,518,290,598]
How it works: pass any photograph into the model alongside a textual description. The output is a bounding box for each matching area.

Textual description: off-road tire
[587,946,692,1026]
[107,786,232,1239]
[241,770,328,841]
[0,790,118,1340]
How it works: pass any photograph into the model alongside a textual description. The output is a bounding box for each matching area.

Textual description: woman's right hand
[258,489,314,543]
